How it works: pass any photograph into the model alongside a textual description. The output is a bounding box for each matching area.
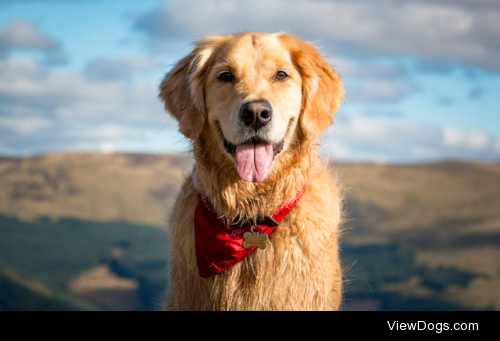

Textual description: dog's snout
[239,100,273,130]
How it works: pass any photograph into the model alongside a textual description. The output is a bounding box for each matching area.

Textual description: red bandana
[194,187,305,278]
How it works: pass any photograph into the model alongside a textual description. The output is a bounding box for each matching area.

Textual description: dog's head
[160,32,344,183]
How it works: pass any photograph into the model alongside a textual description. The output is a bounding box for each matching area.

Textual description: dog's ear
[280,35,345,140]
[159,37,225,139]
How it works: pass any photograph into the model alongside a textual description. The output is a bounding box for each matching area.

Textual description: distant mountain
[0,153,193,227]
[337,161,500,311]
[0,153,499,310]
[338,161,500,245]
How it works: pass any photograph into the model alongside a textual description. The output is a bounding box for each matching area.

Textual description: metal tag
[243,232,268,250]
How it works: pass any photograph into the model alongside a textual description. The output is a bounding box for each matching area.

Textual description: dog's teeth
[219,123,283,159]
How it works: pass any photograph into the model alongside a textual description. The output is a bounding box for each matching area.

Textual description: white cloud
[0,20,60,54]
[84,56,161,81]
[329,115,439,146]
[333,58,407,79]
[329,57,418,103]
[135,0,500,71]
[0,55,168,155]
[442,127,463,147]
[0,55,43,80]
[346,80,418,103]
[100,142,115,154]
[0,56,164,123]
[322,115,500,163]
[0,116,52,134]
[443,127,491,150]
[64,124,143,140]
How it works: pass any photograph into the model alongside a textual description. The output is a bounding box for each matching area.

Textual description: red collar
[194,187,305,278]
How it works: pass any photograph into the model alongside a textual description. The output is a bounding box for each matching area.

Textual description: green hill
[0,262,100,311]
[0,214,168,311]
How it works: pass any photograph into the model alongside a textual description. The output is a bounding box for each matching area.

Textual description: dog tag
[243,232,268,250]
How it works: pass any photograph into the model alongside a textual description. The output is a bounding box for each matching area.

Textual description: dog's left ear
[159,36,225,139]
[279,35,345,140]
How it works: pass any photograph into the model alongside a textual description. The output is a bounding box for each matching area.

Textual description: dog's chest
[205,223,337,311]
[168,175,342,311]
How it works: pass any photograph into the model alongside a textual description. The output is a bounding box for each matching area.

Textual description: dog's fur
[160,32,344,311]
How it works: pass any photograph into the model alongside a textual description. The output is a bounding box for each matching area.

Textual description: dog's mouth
[218,125,284,183]
[223,136,284,159]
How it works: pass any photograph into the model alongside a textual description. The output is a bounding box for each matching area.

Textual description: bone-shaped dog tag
[243,232,268,250]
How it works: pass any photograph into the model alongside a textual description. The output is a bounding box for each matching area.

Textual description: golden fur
[160,32,345,311]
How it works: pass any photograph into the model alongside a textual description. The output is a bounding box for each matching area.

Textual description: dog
[160,32,344,311]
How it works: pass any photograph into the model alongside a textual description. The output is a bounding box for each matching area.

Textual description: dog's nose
[239,100,273,130]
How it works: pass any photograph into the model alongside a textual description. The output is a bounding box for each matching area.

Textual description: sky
[0,0,499,163]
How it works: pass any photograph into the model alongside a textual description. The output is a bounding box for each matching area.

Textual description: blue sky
[0,0,499,163]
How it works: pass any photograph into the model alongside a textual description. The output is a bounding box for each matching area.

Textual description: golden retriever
[160,32,344,311]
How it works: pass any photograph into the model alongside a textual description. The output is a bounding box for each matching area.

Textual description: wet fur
[160,32,345,311]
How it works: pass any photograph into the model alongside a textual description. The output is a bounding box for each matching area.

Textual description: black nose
[239,100,273,130]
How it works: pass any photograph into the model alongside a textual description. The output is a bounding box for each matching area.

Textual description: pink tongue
[235,143,274,182]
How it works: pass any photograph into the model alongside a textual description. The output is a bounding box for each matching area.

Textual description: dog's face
[204,34,303,182]
[160,32,344,183]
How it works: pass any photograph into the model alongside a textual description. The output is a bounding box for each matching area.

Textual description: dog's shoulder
[290,162,343,235]
[302,162,341,210]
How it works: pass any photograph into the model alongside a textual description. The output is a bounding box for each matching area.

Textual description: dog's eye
[275,71,288,81]
[218,72,233,83]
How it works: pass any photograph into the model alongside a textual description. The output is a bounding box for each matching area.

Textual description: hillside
[338,162,500,244]
[0,153,192,227]
[0,153,499,310]
[0,215,168,311]
[337,161,500,310]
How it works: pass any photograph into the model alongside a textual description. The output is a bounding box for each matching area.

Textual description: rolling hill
[0,153,192,227]
[0,153,498,310]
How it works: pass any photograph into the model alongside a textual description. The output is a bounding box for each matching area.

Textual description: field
[0,153,499,310]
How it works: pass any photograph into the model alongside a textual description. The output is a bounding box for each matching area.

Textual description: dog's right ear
[159,37,225,139]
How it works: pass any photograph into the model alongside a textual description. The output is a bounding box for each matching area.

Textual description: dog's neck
[192,131,316,222]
